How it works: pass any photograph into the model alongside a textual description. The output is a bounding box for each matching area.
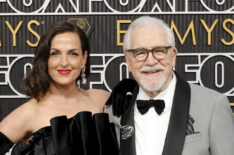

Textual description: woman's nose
[60,55,69,67]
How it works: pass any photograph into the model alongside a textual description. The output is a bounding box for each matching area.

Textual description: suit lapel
[162,72,191,155]
[120,86,139,155]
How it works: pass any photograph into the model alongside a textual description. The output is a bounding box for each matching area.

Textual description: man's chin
[139,77,167,93]
[139,81,161,92]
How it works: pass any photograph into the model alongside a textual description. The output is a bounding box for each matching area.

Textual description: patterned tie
[136,99,165,115]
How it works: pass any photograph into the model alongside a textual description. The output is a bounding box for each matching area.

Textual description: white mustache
[140,65,165,72]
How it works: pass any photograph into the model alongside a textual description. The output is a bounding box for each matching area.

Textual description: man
[105,16,234,155]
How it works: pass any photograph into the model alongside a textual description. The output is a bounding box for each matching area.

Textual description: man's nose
[145,52,158,65]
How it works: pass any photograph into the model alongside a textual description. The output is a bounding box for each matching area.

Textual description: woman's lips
[58,69,71,75]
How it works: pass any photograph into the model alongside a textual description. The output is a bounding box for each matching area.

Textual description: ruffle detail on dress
[12,112,119,155]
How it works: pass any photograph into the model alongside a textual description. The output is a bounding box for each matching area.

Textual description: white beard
[138,64,167,92]
[139,77,167,92]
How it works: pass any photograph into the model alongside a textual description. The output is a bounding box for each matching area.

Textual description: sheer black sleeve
[106,79,137,117]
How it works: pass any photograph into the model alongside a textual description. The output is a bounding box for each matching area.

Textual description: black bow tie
[136,99,165,115]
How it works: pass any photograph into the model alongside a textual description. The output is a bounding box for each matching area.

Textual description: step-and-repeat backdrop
[0,0,233,120]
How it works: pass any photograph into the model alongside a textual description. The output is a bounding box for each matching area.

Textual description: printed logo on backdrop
[0,0,233,15]
[0,53,233,98]
[67,18,93,37]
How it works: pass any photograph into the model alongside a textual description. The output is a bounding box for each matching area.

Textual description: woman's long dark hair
[22,21,90,101]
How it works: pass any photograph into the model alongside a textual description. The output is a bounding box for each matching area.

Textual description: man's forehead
[130,26,169,48]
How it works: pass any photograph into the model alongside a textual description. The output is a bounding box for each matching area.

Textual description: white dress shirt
[134,73,177,155]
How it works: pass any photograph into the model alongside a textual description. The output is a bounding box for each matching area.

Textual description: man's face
[125,26,177,97]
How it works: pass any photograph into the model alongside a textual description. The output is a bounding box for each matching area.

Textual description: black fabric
[120,86,139,155]
[106,79,137,117]
[136,99,165,115]
[162,72,191,155]
[11,112,119,155]
[0,131,14,155]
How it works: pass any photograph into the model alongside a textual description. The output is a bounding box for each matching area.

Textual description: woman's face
[48,32,87,86]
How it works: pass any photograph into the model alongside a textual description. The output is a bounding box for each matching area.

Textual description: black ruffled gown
[0,112,119,155]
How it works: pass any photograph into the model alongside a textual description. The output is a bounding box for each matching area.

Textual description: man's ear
[172,48,178,67]
[124,52,132,72]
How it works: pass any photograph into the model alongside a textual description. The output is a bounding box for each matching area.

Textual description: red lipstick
[58,69,71,75]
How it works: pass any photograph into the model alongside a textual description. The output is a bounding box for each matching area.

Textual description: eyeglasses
[125,46,172,61]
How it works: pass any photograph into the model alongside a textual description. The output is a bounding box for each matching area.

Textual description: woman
[0,22,119,155]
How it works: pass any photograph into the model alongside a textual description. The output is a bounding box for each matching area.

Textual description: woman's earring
[81,66,86,84]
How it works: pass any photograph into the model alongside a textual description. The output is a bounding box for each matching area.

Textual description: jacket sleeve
[209,94,234,155]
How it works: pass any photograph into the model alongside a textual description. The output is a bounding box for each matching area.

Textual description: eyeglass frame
[125,46,172,61]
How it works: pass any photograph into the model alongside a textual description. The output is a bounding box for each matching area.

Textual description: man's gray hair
[123,16,175,51]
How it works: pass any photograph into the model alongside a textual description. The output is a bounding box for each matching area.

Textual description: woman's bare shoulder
[86,89,110,108]
[88,89,110,99]
[0,98,39,143]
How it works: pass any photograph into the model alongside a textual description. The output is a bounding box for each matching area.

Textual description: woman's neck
[46,82,80,99]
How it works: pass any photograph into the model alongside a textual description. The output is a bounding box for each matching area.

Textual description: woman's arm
[0,100,36,146]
